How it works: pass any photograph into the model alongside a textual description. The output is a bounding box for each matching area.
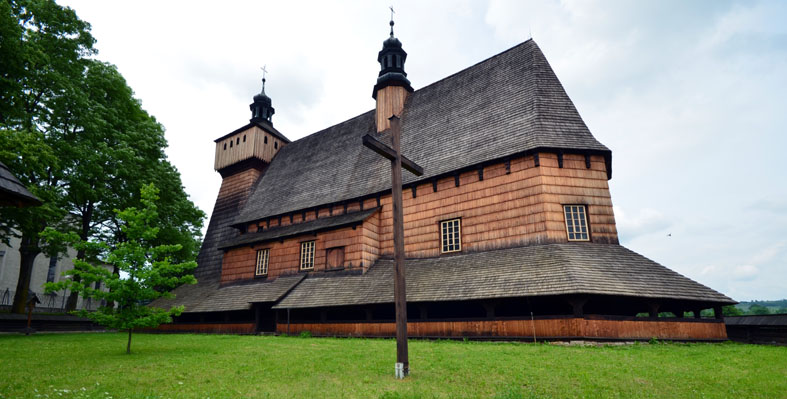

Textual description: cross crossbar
[362,134,424,176]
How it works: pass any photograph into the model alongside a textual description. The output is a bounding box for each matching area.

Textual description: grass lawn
[0,333,784,399]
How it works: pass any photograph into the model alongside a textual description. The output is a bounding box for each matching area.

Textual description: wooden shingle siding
[277,318,728,341]
[376,85,409,132]
[221,225,366,283]
[369,152,616,259]
[214,125,282,171]
[221,151,616,280]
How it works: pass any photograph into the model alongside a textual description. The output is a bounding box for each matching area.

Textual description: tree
[0,0,95,314]
[46,184,197,354]
[722,305,743,316]
[1,1,204,313]
[748,304,771,315]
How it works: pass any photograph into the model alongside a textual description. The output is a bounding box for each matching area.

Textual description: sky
[58,0,786,301]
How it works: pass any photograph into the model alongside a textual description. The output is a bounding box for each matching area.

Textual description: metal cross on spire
[260,65,268,92]
[389,6,395,36]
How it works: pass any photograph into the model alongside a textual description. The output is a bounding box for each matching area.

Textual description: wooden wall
[152,322,255,334]
[376,86,409,132]
[373,152,616,259]
[224,151,617,281]
[214,125,284,171]
[222,224,366,283]
[278,318,728,341]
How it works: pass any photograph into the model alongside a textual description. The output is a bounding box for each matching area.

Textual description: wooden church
[155,24,735,340]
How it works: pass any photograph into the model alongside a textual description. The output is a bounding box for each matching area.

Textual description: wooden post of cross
[362,115,423,379]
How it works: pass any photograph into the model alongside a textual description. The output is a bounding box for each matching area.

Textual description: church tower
[193,77,290,282]
[373,19,413,132]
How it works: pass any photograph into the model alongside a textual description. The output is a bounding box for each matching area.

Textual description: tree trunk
[126,328,133,354]
[11,234,40,314]
[66,202,93,311]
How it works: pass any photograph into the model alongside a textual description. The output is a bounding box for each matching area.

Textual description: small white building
[0,235,102,311]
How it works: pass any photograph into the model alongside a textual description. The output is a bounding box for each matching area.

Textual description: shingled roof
[152,274,305,313]
[188,275,304,313]
[0,161,41,207]
[234,39,609,226]
[218,208,379,250]
[273,244,734,309]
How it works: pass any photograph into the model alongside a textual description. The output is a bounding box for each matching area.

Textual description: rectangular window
[440,218,462,253]
[46,257,57,283]
[564,205,589,241]
[300,241,315,270]
[255,249,269,276]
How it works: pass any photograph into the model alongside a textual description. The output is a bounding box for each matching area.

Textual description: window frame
[255,248,270,277]
[299,240,316,271]
[440,218,462,254]
[563,204,590,242]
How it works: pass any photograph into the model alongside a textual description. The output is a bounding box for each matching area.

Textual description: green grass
[0,333,784,398]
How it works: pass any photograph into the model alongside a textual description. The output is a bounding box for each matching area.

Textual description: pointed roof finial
[260,65,268,94]
[389,5,395,37]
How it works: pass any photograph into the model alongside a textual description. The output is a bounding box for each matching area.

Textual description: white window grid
[255,249,269,276]
[440,218,462,253]
[564,205,589,241]
[300,241,315,270]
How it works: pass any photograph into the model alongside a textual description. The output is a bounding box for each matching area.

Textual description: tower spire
[372,11,413,100]
[260,65,268,94]
[250,66,275,125]
[389,6,395,37]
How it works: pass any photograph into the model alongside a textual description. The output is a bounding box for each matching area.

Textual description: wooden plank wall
[373,152,616,259]
[214,126,284,171]
[153,322,255,334]
[376,86,409,132]
[222,224,366,283]
[278,318,728,341]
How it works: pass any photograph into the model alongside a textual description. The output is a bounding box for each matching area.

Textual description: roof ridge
[281,40,538,146]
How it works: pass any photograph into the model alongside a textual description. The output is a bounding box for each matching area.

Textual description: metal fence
[0,288,105,312]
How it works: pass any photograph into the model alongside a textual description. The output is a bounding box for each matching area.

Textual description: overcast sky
[58,0,786,301]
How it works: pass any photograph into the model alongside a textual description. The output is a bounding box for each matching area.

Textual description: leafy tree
[46,184,197,354]
[722,305,743,316]
[0,0,94,313]
[1,1,204,313]
[747,304,771,315]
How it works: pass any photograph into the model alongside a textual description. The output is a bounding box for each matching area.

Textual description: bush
[299,330,312,338]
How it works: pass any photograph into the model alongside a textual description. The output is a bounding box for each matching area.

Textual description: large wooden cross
[362,115,423,379]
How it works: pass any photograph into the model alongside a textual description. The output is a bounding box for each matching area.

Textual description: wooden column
[362,115,423,380]
[390,115,409,378]
[648,302,660,318]
[566,297,588,317]
[482,301,497,319]
[713,305,723,320]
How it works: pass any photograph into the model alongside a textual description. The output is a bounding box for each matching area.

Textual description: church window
[300,241,315,270]
[236,137,240,145]
[274,141,278,149]
[46,257,57,283]
[243,135,246,142]
[255,249,269,277]
[264,136,268,144]
[230,140,233,148]
[223,143,227,150]
[564,205,589,241]
[440,218,462,253]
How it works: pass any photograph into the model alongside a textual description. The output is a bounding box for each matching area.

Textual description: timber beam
[362,134,424,176]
